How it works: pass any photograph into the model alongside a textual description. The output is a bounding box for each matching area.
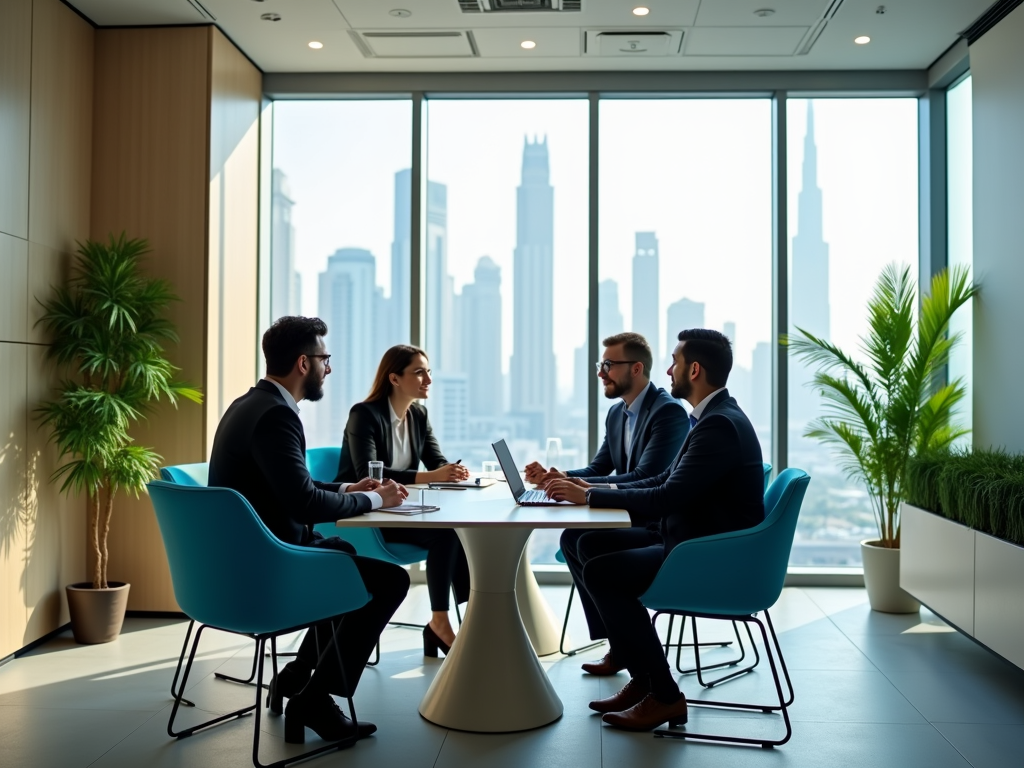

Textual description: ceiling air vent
[350,30,480,58]
[457,0,581,12]
[795,0,848,55]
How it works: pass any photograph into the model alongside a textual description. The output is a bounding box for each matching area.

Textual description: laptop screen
[491,439,527,501]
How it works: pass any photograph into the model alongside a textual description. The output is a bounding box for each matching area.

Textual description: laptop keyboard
[519,489,549,503]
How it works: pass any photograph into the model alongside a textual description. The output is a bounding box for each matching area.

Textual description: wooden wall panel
[206,28,261,452]
[91,26,212,611]
[25,345,86,640]
[0,0,32,240]
[0,233,29,343]
[28,0,94,253]
[0,343,29,658]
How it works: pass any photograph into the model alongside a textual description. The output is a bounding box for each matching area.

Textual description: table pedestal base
[418,527,563,732]
[516,550,563,656]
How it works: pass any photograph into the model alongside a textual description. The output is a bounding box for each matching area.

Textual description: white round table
[336,486,629,733]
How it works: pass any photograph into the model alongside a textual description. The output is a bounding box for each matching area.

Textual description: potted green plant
[789,263,975,613]
[36,234,202,643]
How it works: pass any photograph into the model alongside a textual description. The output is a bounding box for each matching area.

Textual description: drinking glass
[482,460,499,479]
[545,437,562,467]
[368,460,384,483]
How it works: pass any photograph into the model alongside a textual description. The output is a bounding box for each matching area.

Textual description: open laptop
[491,439,574,506]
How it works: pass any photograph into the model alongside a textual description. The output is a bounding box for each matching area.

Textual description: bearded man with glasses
[524,331,687,673]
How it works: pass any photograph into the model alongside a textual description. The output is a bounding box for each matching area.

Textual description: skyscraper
[666,297,705,355]
[461,256,503,417]
[271,169,301,320]
[509,137,557,441]
[391,170,449,352]
[790,102,831,422]
[318,248,378,439]
[632,232,660,357]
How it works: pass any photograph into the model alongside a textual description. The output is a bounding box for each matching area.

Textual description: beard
[603,378,627,399]
[671,376,692,401]
[302,371,325,402]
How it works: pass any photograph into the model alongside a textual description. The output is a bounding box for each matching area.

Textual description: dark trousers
[561,526,662,641]
[382,527,470,611]
[295,547,410,697]
[578,528,679,699]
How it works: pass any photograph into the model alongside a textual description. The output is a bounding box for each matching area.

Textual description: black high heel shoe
[423,624,452,658]
[266,664,310,716]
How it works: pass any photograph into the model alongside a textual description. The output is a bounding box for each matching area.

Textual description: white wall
[969,3,1024,453]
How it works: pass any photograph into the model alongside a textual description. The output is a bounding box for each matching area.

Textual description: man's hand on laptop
[546,479,588,505]
[537,468,569,489]
[524,461,547,483]
[346,477,380,493]
[377,479,408,508]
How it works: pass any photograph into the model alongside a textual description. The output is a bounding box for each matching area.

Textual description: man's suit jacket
[335,399,447,485]
[587,389,765,556]
[208,379,370,547]
[567,384,688,484]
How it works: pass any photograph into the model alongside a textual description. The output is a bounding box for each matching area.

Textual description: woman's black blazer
[334,398,448,484]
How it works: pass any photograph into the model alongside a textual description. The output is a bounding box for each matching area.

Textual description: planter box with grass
[902,450,1024,670]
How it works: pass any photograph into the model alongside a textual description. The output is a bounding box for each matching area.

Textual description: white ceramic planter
[861,540,920,614]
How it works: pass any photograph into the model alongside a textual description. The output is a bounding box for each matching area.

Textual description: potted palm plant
[36,234,202,643]
[789,263,975,613]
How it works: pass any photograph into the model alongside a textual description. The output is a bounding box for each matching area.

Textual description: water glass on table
[368,460,384,484]
[482,460,499,480]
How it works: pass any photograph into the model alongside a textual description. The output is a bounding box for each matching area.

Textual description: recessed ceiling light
[753,8,776,17]
[632,6,650,15]
[854,35,871,44]
[521,40,536,49]
[308,41,323,49]
[260,13,280,22]
[389,9,411,17]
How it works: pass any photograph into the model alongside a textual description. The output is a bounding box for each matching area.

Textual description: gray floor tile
[933,722,1024,768]
[883,667,1024,724]
[825,602,941,636]
[602,720,973,768]
[844,630,1023,678]
[0,706,154,768]
[434,714,601,768]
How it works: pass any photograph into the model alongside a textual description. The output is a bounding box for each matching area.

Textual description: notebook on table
[428,478,498,489]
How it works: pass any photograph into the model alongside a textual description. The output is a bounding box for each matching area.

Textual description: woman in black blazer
[336,344,470,656]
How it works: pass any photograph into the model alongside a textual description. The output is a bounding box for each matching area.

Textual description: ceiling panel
[472,27,581,57]
[70,0,205,26]
[685,27,809,57]
[694,0,832,27]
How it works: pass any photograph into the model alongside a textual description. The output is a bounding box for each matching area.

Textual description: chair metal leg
[558,581,605,657]
[654,610,794,748]
[251,622,361,768]
[652,612,735,667]
[216,635,265,688]
[689,615,759,688]
[170,620,196,707]
[367,640,380,667]
[168,623,257,739]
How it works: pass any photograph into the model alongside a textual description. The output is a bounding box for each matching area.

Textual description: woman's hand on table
[427,463,470,482]
[346,477,380,493]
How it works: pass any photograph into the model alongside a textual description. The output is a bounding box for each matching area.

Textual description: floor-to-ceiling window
[270,100,412,450]
[425,99,589,563]
[786,98,919,566]
[946,76,973,443]
[598,99,773,459]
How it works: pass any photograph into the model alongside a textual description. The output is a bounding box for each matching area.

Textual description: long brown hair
[365,344,429,403]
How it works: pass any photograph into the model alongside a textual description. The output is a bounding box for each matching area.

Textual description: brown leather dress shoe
[602,693,689,731]
[581,652,626,676]
[588,678,650,713]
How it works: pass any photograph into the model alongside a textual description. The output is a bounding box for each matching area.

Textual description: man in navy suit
[524,332,687,655]
[548,329,765,731]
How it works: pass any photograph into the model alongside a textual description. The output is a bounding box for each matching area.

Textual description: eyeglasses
[308,354,331,368]
[595,359,638,375]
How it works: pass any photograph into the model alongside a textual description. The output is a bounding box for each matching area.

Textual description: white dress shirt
[263,378,382,509]
[388,399,415,472]
[689,387,727,422]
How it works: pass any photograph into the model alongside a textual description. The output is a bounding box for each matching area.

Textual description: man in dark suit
[547,329,765,731]
[209,316,410,745]
[524,332,688,657]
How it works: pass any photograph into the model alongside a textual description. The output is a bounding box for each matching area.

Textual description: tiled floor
[3,586,1024,768]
